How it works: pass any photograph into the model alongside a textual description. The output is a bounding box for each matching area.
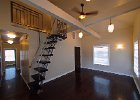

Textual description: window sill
[94,64,109,67]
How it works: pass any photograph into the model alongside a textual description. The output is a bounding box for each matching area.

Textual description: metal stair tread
[48,34,65,38]
[31,74,45,81]
[28,81,42,94]
[28,81,39,87]
[37,61,51,64]
[45,47,55,49]
[47,40,57,44]
[41,54,53,56]
[47,34,60,39]
[34,67,48,73]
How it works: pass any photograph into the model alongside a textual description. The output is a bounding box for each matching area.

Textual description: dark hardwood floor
[0,67,29,100]
[0,67,140,100]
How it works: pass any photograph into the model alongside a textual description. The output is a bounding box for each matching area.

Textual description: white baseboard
[133,77,140,94]
[83,67,132,77]
[43,69,74,84]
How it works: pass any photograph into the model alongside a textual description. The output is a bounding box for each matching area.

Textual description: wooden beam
[84,0,140,26]
[20,0,100,38]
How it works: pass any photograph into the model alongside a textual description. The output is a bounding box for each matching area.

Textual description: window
[5,50,15,61]
[134,41,139,76]
[93,45,110,66]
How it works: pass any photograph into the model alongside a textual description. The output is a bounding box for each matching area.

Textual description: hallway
[0,66,29,100]
[0,67,140,100]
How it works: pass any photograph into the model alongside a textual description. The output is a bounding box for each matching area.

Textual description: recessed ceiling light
[7,32,16,38]
[86,0,91,1]
[7,40,14,44]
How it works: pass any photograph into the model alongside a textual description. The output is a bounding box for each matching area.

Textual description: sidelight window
[134,41,139,76]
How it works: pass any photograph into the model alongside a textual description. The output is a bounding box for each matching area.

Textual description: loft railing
[11,1,43,32]
[57,19,67,34]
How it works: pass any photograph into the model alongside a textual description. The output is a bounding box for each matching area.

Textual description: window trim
[4,49,16,62]
[93,44,110,66]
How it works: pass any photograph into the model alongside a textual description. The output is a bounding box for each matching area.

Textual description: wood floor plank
[0,67,139,100]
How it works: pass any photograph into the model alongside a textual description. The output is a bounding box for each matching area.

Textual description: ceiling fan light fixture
[72,3,98,19]
[79,14,86,19]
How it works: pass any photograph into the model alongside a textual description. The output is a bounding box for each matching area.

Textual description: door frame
[74,46,81,72]
[4,49,16,68]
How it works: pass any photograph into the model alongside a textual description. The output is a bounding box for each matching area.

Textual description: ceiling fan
[72,3,98,20]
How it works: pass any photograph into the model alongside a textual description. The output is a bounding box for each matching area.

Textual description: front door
[4,49,16,68]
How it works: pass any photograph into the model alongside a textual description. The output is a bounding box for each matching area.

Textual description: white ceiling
[48,0,140,34]
[0,30,26,44]
[91,9,138,34]
[48,0,133,18]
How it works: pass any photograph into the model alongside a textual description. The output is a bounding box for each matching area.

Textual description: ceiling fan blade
[71,7,81,14]
[85,11,98,15]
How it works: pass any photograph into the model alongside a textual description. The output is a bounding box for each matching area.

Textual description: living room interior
[0,0,140,100]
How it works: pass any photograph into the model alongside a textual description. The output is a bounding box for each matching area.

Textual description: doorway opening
[75,47,81,72]
[4,49,16,80]
[4,49,16,68]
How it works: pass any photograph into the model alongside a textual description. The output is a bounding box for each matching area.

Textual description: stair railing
[30,19,56,68]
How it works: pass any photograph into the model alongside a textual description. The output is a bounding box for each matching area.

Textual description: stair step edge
[31,74,45,81]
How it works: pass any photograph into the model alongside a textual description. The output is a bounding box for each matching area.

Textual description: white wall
[82,28,133,76]
[46,33,81,80]
[28,32,40,66]
[30,32,81,82]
